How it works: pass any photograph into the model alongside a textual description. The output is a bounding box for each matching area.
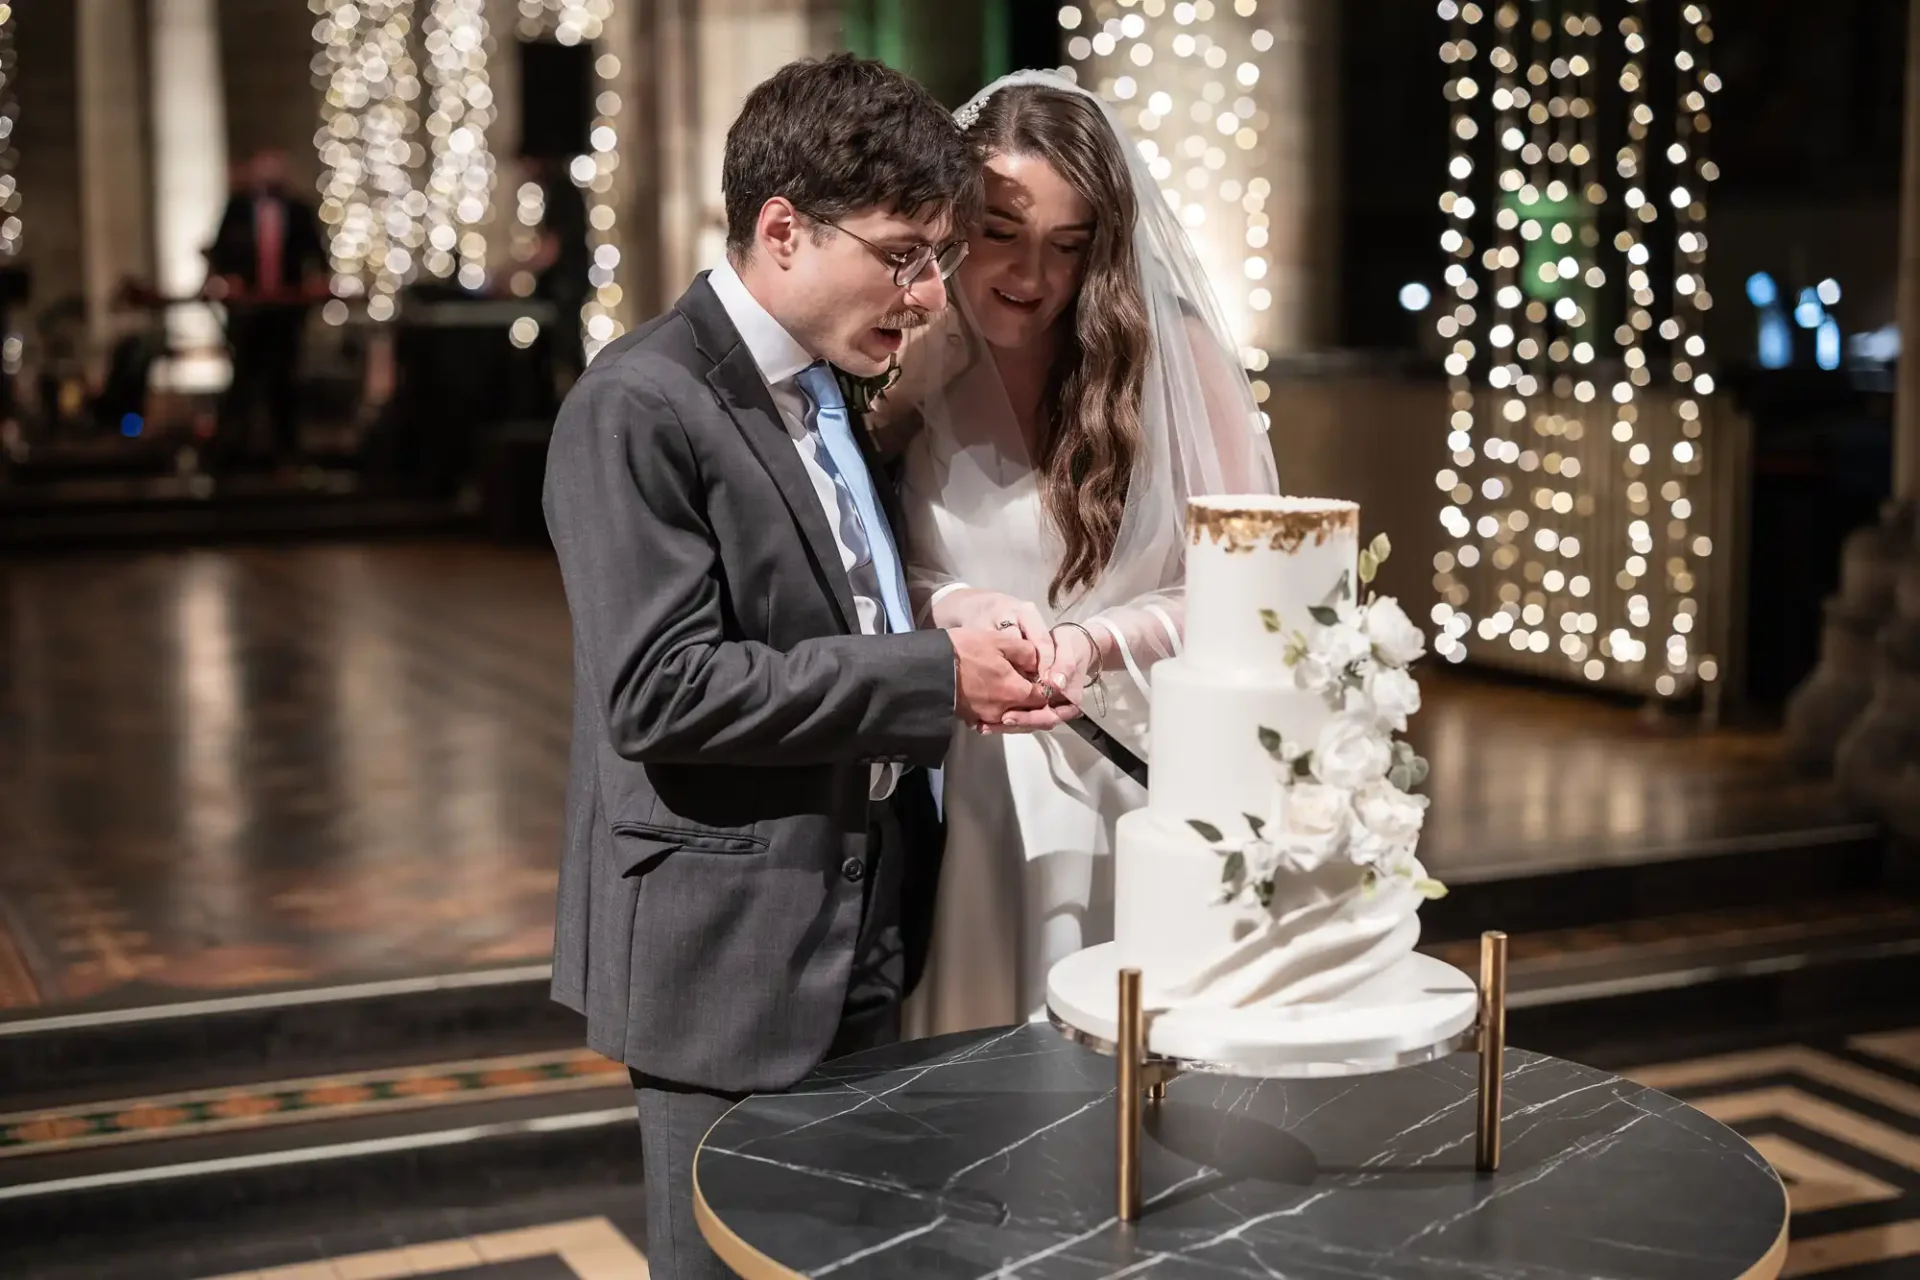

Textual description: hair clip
[953,95,988,131]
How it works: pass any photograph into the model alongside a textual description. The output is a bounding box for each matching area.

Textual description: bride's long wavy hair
[964,85,1150,608]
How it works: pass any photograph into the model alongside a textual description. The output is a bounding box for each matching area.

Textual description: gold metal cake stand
[1048,931,1509,1222]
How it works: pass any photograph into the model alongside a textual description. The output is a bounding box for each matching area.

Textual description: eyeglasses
[804,213,969,287]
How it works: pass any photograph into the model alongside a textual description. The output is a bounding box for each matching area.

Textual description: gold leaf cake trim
[1188,500,1359,554]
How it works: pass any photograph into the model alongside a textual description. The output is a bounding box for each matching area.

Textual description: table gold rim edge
[1735,1185,1790,1280]
[694,1107,806,1280]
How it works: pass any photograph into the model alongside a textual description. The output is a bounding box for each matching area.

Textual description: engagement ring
[996,619,1018,630]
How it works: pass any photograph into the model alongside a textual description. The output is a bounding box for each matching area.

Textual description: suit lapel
[684,279,860,634]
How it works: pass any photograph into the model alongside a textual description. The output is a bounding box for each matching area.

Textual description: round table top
[694,1025,1787,1280]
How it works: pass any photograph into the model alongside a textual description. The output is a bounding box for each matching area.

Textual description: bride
[888,70,1280,1036]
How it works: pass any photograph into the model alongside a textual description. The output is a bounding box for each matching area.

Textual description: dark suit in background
[542,274,954,1278]
[207,167,327,463]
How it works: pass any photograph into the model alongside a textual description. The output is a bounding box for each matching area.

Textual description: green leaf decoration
[1324,571,1352,605]
[1392,740,1416,766]
[1410,756,1431,787]
[1358,549,1379,585]
[1222,849,1247,884]
[1257,726,1283,755]
[1260,608,1282,633]
[1414,878,1449,900]
[1389,763,1413,791]
[1308,606,1340,627]
[1254,880,1275,908]
[1188,819,1224,844]
[1245,812,1267,838]
[1293,753,1314,778]
[1370,532,1392,565]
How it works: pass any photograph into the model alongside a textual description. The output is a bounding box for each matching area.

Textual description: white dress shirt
[707,258,899,798]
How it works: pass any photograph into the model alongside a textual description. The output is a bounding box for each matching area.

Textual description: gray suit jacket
[543,275,958,1093]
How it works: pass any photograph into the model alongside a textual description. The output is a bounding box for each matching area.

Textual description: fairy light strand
[0,3,19,262]
[518,0,625,362]
[422,0,495,290]
[1655,4,1722,693]
[312,0,423,320]
[1607,0,1656,676]
[1431,0,1482,664]
[1435,1,1712,697]
[1059,0,1277,410]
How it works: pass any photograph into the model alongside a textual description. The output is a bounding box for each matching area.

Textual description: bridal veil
[901,68,1281,756]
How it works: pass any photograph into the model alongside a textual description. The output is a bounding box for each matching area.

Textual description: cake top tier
[1188,496,1359,556]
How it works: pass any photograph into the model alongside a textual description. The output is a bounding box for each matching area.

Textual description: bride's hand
[1042,623,1100,710]
[931,588,1056,676]
[995,623,1100,732]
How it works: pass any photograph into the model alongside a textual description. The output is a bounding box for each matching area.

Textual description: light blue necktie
[796,363,913,636]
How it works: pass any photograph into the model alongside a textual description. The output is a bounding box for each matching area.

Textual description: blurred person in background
[206,147,327,469]
[521,153,592,397]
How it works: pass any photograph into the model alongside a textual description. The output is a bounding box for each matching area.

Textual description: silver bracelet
[1050,621,1104,685]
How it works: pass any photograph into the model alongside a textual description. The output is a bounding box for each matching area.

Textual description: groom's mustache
[877,309,931,330]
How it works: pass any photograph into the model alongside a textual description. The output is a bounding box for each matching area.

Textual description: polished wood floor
[0,541,1861,1016]
[0,544,570,1014]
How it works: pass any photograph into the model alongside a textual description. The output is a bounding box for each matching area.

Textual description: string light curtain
[422,0,494,291]
[1059,0,1283,410]
[1430,0,1723,700]
[312,0,423,321]
[517,0,627,362]
[0,2,18,262]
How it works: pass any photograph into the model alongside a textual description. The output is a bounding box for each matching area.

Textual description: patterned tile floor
[190,1217,651,1280]
[0,541,1867,1016]
[1624,1026,1920,1278]
[0,1047,626,1160]
[27,1183,656,1280]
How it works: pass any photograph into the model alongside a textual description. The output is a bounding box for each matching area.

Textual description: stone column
[611,0,825,317]
[76,0,154,352]
[1899,0,1920,509]
[1829,0,1920,842]
[148,0,228,367]
[1264,0,1341,353]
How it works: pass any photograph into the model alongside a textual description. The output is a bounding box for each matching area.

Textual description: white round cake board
[1045,943,1482,1079]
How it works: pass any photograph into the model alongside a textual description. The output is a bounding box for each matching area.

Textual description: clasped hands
[942,588,1097,734]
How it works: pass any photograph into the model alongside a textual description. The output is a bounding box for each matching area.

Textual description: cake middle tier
[1146,657,1335,825]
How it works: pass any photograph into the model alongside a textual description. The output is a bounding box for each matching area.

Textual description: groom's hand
[931,588,1057,676]
[951,629,1053,727]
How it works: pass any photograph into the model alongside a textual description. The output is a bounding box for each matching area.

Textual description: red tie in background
[255,197,285,299]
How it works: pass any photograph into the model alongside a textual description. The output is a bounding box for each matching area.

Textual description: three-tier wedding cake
[1109,495,1444,1014]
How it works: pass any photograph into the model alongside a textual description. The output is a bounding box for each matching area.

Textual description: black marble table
[694,1025,1787,1279]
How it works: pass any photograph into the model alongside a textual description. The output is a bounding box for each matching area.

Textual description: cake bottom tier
[1113,809,1420,1009]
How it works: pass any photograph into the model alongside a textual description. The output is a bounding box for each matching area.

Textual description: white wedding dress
[898,355,1151,1036]
[896,70,1280,1037]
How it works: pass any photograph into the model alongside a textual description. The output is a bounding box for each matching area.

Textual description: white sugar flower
[1312,711,1393,791]
[1293,652,1339,696]
[1318,620,1374,673]
[1362,596,1426,667]
[1352,778,1429,851]
[1272,781,1352,873]
[1365,665,1422,732]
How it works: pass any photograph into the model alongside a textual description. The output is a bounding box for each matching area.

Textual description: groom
[543,55,1059,1279]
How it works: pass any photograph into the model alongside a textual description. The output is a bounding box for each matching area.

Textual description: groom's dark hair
[723,54,981,257]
